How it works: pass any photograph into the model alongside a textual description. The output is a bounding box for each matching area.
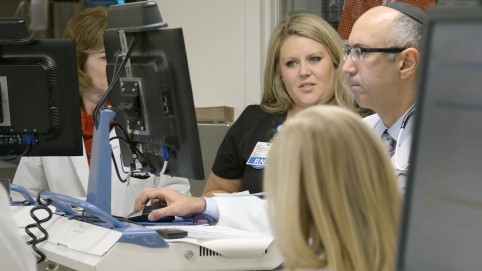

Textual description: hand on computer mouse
[134,188,207,220]
[128,204,175,223]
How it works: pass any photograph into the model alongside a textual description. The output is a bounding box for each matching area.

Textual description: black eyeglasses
[342,46,406,62]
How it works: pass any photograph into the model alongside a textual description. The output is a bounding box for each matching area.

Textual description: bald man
[342,3,426,189]
[131,4,428,233]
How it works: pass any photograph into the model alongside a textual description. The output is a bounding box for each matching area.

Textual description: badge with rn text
[247,142,271,169]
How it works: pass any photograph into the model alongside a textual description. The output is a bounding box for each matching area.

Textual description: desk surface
[13,205,282,271]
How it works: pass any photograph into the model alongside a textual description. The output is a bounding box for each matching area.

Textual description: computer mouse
[128,205,175,223]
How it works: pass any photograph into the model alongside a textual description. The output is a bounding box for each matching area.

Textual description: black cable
[110,149,128,183]
[109,135,158,177]
[0,144,32,161]
[109,123,133,180]
[107,124,147,183]
[93,32,140,128]
[78,209,110,225]
[19,144,32,156]
[109,122,127,137]
[110,122,138,155]
[109,122,162,176]
[25,194,53,263]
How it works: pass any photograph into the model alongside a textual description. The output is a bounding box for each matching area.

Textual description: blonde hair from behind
[264,105,401,271]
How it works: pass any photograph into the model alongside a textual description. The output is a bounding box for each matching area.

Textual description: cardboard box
[195,106,234,123]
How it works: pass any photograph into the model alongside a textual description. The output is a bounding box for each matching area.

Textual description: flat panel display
[397,7,482,271]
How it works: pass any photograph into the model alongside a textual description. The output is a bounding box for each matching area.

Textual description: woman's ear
[398,48,420,80]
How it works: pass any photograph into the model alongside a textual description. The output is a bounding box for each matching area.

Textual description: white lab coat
[13,131,191,217]
[0,187,36,271]
[214,196,271,236]
[363,112,413,190]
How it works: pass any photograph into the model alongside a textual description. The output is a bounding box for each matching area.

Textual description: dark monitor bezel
[396,7,482,271]
[0,38,83,157]
[104,27,204,180]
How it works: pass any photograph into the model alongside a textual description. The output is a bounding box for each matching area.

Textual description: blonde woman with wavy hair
[261,13,356,114]
[264,105,401,271]
[202,12,368,197]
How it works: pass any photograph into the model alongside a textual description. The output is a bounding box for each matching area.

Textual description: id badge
[246,142,271,169]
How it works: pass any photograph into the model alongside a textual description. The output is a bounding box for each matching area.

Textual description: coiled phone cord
[25,194,53,263]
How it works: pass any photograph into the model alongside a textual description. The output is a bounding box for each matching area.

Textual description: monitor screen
[0,20,82,158]
[104,1,204,180]
[396,7,482,271]
[85,0,141,7]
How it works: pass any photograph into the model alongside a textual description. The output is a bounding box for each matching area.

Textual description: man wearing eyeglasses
[342,2,427,190]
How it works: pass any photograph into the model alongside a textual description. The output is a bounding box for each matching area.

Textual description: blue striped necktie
[382,129,397,157]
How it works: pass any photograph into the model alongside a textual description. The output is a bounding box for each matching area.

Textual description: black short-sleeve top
[211,105,286,193]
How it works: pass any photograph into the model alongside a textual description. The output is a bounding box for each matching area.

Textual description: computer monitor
[85,0,141,7]
[0,19,82,158]
[103,1,204,180]
[396,6,482,271]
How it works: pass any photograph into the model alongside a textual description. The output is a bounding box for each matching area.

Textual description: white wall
[155,0,279,119]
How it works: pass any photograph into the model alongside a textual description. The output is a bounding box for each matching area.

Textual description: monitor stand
[86,109,116,214]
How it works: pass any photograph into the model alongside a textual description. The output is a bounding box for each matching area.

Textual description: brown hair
[62,6,107,96]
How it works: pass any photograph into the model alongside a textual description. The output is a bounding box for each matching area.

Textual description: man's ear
[398,48,420,80]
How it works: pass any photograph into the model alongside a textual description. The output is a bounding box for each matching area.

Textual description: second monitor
[104,1,204,180]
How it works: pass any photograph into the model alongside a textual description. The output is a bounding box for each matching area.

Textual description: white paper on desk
[152,225,273,258]
[45,217,122,256]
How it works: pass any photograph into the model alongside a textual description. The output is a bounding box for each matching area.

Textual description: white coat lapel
[71,146,90,193]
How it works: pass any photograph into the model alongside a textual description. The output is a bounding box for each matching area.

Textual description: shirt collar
[374,105,415,139]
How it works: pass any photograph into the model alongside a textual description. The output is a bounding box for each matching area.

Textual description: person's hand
[134,188,206,221]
